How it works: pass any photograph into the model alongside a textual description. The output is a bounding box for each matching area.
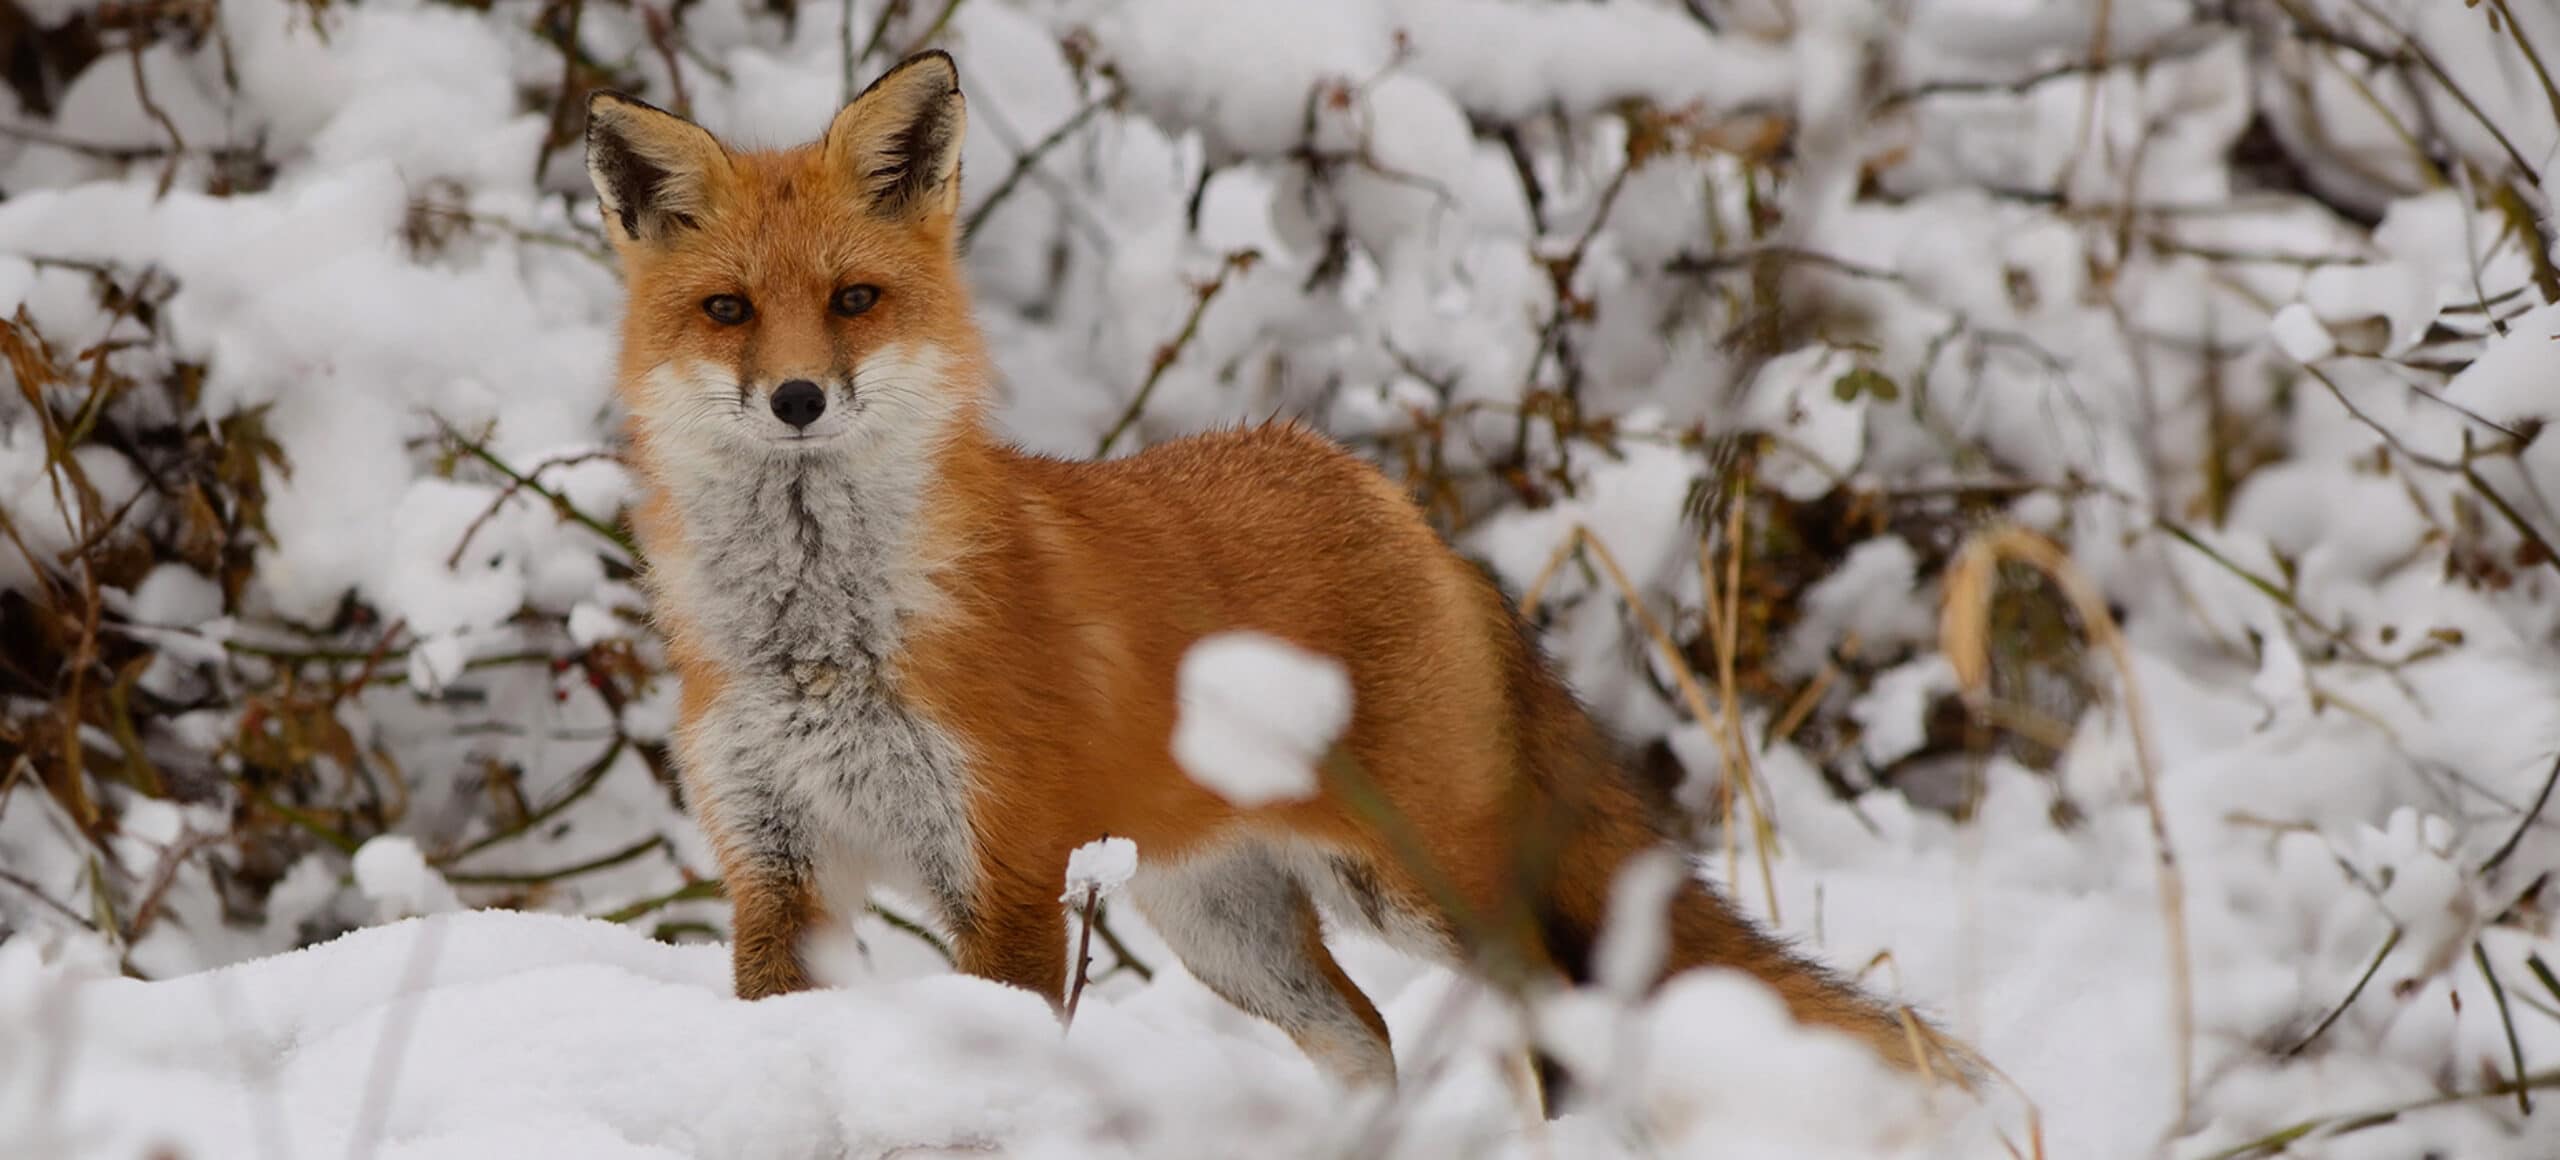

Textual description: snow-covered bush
[2,0,2557,1156]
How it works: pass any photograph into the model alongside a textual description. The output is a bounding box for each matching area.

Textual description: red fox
[583,50,1955,1104]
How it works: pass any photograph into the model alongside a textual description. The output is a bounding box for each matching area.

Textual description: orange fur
[585,51,1956,1107]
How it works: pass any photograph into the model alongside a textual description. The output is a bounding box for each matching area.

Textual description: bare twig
[2460,433,2560,582]
[2282,926,2401,1057]
[2529,953,2560,1008]
[641,3,692,118]
[2475,941,2534,1115]
[1062,883,1100,1029]
[866,900,953,962]
[1876,37,2225,111]
[0,121,181,162]
[445,736,629,862]
[443,833,667,887]
[851,0,907,89]
[2342,0,2543,183]
[127,35,187,196]
[2482,751,2560,875]
[433,416,636,559]
[2484,0,2560,135]
[962,82,1120,241]
[0,866,92,929]
[895,0,965,59]
[120,828,222,944]
[1088,903,1154,981]
[2197,1070,2560,1160]
[1666,244,1905,284]
[1094,249,1259,457]
[596,878,721,923]
[443,449,620,570]
[532,0,592,188]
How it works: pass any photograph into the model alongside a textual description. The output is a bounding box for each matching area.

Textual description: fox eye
[830,284,881,318]
[702,294,753,325]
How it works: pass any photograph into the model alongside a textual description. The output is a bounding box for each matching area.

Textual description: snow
[1171,631,1354,808]
[1062,837,1139,904]
[3,0,2560,1156]
[1389,0,1797,123]
[0,908,1980,1160]
[1852,656,1957,769]
[2440,301,2560,428]
[2268,302,2337,364]
[350,836,466,923]
[1083,0,1396,162]
[404,633,470,695]
[1589,848,1686,1001]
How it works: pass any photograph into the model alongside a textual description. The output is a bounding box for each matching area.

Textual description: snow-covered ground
[4,0,2560,1156]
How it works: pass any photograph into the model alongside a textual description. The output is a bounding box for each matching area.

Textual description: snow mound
[0,908,1994,1160]
[1173,631,1355,808]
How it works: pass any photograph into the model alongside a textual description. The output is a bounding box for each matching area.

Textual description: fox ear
[585,92,731,244]
[824,50,967,223]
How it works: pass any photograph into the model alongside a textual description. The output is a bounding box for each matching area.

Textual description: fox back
[585,50,1964,1113]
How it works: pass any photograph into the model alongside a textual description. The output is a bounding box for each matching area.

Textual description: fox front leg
[727,865,822,999]
[707,783,825,1000]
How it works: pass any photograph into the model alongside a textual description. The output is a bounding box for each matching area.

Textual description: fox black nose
[770,380,826,429]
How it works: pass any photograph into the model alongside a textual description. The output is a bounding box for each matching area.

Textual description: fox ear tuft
[824,50,968,223]
[585,92,731,245]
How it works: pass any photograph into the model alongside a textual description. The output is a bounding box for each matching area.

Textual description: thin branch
[1492,122,1547,235]
[443,833,667,887]
[443,450,620,570]
[1666,244,1906,284]
[1876,37,2223,111]
[433,416,636,559]
[866,900,953,962]
[2282,926,2401,1057]
[537,1,580,185]
[2482,751,2560,875]
[851,0,906,88]
[2475,941,2534,1115]
[2460,435,2560,582]
[1062,883,1100,1029]
[597,878,721,923]
[641,3,691,118]
[2198,1070,2560,1160]
[0,867,92,928]
[444,736,629,862]
[2485,0,2560,135]
[0,121,178,162]
[127,35,186,197]
[1094,249,1258,457]
[120,828,222,944]
[2342,0,2543,183]
[2151,520,2385,667]
[2529,952,2560,1008]
[962,82,1120,241]
[895,0,965,59]
[1089,902,1154,981]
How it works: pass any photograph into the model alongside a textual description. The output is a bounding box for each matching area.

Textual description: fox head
[584,51,984,474]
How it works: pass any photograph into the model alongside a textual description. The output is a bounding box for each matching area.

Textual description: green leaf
[1832,366,1900,403]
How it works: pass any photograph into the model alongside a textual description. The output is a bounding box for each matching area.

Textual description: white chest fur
[653,457,978,927]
